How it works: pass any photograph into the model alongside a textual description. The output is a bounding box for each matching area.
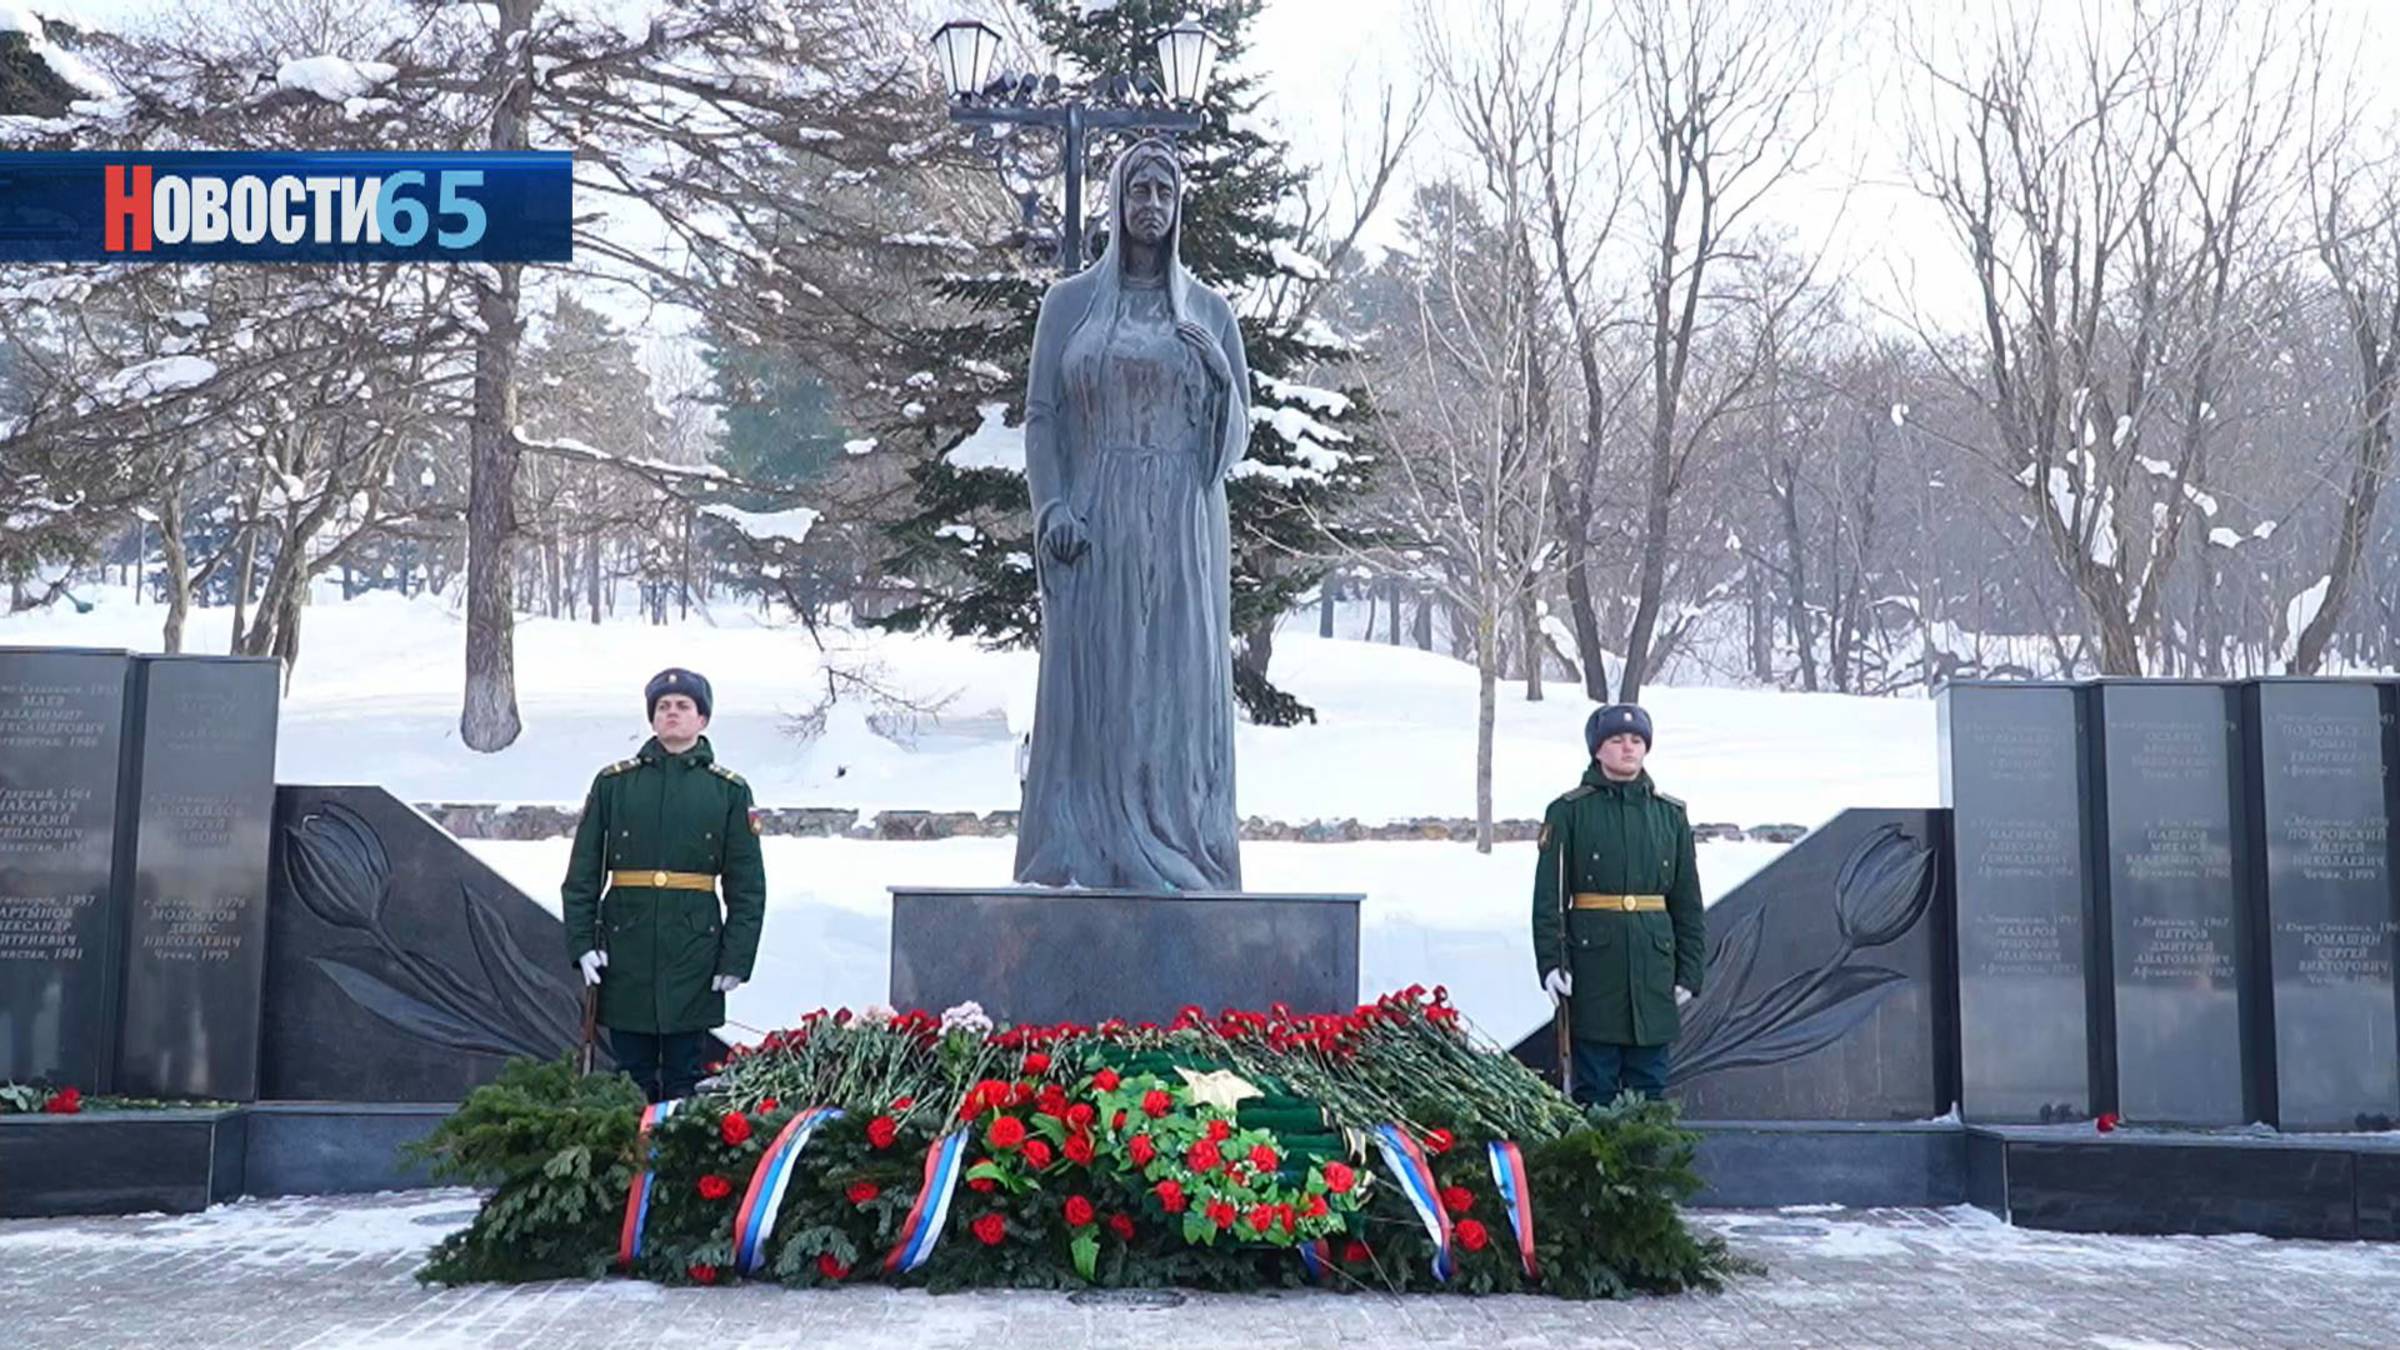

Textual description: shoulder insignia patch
[599,758,639,777]
[748,808,763,836]
[1537,822,1553,850]
[709,763,748,788]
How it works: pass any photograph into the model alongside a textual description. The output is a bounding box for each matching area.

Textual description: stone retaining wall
[412,802,1809,846]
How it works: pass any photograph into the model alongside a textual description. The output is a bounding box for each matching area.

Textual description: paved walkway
[8,1190,2398,1348]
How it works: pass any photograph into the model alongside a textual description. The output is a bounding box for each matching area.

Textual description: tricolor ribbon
[1297,1237,1332,1284]
[616,1098,684,1268]
[882,1128,971,1275]
[1372,1123,1454,1283]
[731,1106,842,1274]
[1485,1140,1539,1279]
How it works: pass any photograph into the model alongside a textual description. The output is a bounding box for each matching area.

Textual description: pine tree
[867,0,1378,725]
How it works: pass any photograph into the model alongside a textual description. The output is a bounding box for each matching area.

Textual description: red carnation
[1155,1179,1187,1213]
[1064,1195,1096,1228]
[1185,1139,1223,1173]
[1423,1128,1454,1155]
[1249,1144,1280,1173]
[1204,1119,1231,1143]
[1277,1204,1296,1235]
[1246,1204,1274,1234]
[1112,1109,1128,1132]
[817,1253,850,1280]
[1141,1089,1172,1118]
[2097,1112,2121,1134]
[988,1116,1028,1151]
[1322,1162,1356,1194]
[43,1087,81,1115]
[891,1096,914,1110]
[759,1097,780,1113]
[1455,1218,1489,1252]
[967,1157,997,1193]
[1022,1138,1055,1170]
[1107,1213,1136,1241]
[1064,1132,1097,1166]
[1303,1193,1330,1219]
[1340,1239,1370,1264]
[687,1263,719,1285]
[1024,1051,1051,1073]
[846,1180,880,1206]
[1441,1185,1474,1215]
[696,1173,733,1201]
[719,1111,753,1147]
[1036,1085,1069,1118]
[1225,1163,1249,1187]
[1206,1199,1237,1230]
[1093,1069,1121,1091]
[1011,1081,1035,1107]
[867,1115,899,1150]
[1064,1103,1095,1131]
[972,1213,1006,1246]
[1129,1134,1157,1167]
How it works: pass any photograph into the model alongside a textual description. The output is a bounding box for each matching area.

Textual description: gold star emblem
[1174,1067,1263,1113]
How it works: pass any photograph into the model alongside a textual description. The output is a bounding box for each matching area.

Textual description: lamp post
[929,18,1223,272]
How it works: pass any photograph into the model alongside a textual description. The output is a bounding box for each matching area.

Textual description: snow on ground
[470,835,1789,1049]
[0,584,1939,825]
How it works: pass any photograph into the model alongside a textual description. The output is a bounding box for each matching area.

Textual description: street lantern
[1154,20,1221,107]
[930,19,1003,101]
[927,16,1219,272]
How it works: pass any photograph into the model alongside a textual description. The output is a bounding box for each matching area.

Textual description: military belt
[606,870,718,892]
[1571,893,1666,912]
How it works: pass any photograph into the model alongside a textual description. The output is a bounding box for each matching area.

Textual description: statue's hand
[1042,513,1090,566]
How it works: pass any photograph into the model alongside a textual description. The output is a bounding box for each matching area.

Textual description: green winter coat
[1530,765,1705,1047]
[562,735,767,1034]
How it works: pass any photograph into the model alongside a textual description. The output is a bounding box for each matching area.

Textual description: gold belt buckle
[1620,895,1638,911]
[653,870,668,888]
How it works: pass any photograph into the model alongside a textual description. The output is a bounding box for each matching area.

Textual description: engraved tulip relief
[284,802,586,1060]
[1670,823,1937,1084]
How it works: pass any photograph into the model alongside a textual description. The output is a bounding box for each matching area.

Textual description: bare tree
[1905,0,2303,674]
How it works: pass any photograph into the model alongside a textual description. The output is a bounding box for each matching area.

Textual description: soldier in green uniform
[1531,704,1704,1104]
[563,668,767,1102]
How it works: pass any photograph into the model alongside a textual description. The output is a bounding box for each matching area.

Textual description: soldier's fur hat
[645,667,712,721]
[1584,703,1652,754]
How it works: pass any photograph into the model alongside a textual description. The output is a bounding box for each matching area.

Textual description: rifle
[577,984,600,1076]
[1552,822,1574,1100]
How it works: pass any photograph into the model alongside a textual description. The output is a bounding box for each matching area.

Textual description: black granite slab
[2088,681,2257,1126]
[111,656,279,1101]
[1987,1127,2376,1240]
[0,647,130,1092]
[0,1108,246,1217]
[1687,1120,1966,1208]
[263,785,603,1100]
[241,1102,450,1197]
[2241,680,2400,1131]
[888,886,1360,1026]
[1668,809,1953,1121]
[2358,1150,2399,1241]
[1937,682,2098,1123]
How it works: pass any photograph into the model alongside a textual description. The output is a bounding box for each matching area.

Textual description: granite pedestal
[888,886,1360,1025]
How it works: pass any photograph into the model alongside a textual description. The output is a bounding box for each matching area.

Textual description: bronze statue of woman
[1013,139,1249,892]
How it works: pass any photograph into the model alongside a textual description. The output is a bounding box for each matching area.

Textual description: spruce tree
[868,0,1377,724]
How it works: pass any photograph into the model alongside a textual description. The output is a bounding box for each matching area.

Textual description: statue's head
[1115,139,1181,251]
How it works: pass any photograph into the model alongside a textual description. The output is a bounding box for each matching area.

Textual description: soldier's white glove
[1675,985,1694,1006]
[1542,968,1572,1002]
[578,950,607,986]
[711,974,743,993]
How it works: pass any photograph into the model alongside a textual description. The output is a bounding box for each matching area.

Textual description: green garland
[415,990,1745,1298]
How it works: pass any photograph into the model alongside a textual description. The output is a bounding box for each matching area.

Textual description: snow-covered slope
[0,586,1938,825]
